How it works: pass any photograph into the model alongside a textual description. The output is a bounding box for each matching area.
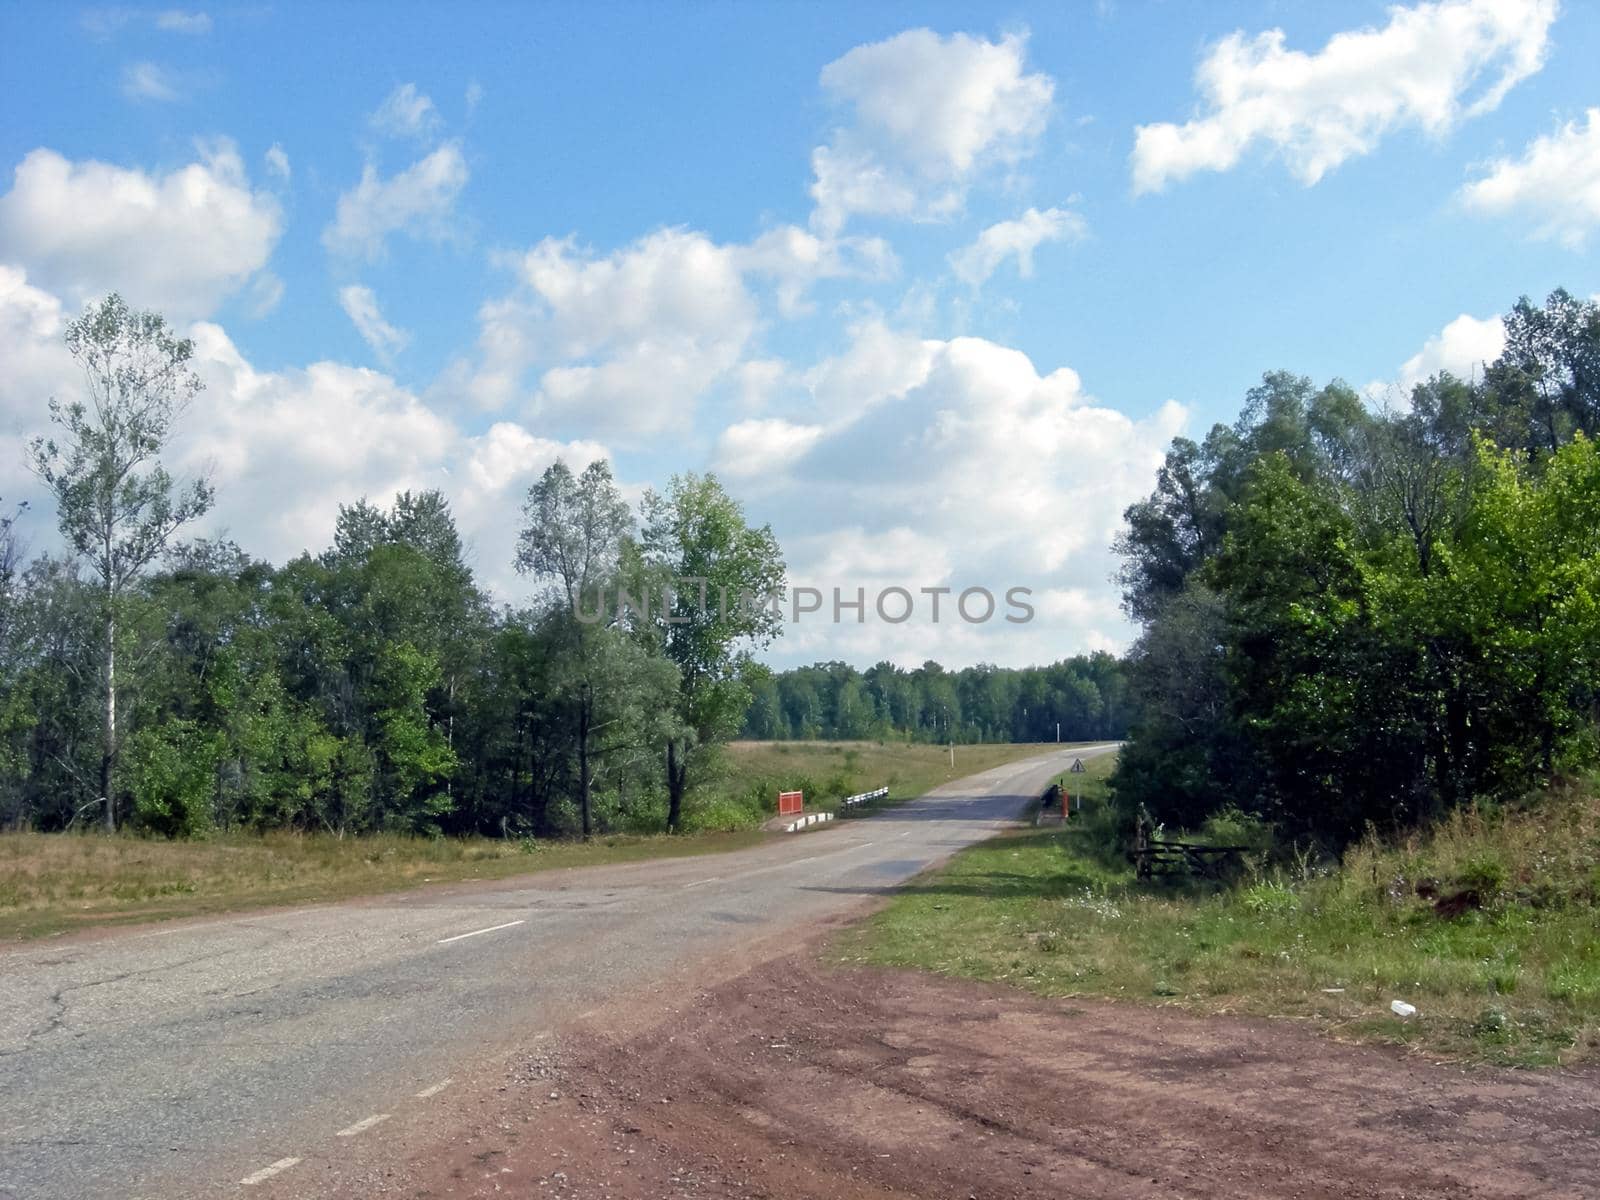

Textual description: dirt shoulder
[304,950,1599,1200]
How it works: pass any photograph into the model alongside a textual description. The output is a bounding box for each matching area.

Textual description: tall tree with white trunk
[29,295,214,830]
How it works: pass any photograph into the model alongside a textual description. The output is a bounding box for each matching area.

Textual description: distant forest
[739,655,1131,744]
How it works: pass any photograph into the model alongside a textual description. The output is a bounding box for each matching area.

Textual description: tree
[29,295,213,829]
[515,460,645,837]
[636,473,784,831]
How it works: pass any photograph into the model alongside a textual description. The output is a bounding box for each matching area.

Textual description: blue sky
[0,1,1596,667]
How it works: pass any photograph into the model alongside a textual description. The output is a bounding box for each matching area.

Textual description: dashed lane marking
[240,1158,301,1186]
[335,1113,391,1137]
[415,1078,453,1099]
[437,919,525,944]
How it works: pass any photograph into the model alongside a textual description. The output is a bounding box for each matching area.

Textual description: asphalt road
[0,745,1116,1199]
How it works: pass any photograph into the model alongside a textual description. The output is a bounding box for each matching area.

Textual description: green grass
[836,756,1600,1067]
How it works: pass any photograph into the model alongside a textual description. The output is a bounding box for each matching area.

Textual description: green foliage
[1240,881,1299,916]
[635,472,787,830]
[124,719,220,837]
[1112,290,1600,851]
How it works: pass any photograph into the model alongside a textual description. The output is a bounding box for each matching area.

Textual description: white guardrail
[839,786,889,809]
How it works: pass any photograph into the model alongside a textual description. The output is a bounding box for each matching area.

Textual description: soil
[306,950,1600,1200]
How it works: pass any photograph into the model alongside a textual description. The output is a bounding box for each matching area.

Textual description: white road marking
[335,1113,391,1137]
[437,919,525,944]
[240,1157,301,1186]
[683,877,721,888]
[415,1078,453,1099]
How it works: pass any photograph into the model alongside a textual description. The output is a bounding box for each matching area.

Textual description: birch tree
[29,295,213,830]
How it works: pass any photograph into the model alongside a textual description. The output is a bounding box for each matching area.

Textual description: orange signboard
[778,790,804,816]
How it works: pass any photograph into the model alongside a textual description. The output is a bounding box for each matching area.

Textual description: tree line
[740,655,1131,744]
[1112,289,1600,851]
[0,295,785,838]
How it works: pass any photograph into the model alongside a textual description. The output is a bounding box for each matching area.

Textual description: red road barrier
[778,790,804,816]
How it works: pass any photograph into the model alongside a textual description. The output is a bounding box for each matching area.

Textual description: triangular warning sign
[1069,758,1085,773]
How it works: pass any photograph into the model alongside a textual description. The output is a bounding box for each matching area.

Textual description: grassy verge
[835,754,1600,1067]
[712,740,1083,826]
[0,740,1068,943]
[0,828,766,943]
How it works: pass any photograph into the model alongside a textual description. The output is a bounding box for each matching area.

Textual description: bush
[125,720,220,838]
[1241,880,1299,915]
[1457,854,1508,898]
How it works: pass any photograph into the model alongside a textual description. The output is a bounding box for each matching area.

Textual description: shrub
[1241,880,1299,916]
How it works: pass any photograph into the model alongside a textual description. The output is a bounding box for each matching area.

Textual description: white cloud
[155,10,211,34]
[803,320,934,422]
[0,143,282,320]
[1461,108,1600,247]
[82,8,210,37]
[810,29,1054,233]
[338,284,410,362]
[949,206,1085,287]
[735,327,1186,665]
[121,61,182,103]
[370,83,441,141]
[323,143,469,260]
[713,418,827,478]
[178,331,612,592]
[465,227,759,437]
[1366,311,1506,401]
[0,279,615,597]
[1131,0,1556,194]
[737,224,898,315]
[732,359,789,411]
[1397,312,1505,391]
[264,144,290,182]
[243,271,284,318]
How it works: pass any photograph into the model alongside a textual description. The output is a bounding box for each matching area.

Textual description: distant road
[0,744,1117,1200]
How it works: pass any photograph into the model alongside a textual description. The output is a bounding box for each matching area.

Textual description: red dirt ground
[300,950,1600,1200]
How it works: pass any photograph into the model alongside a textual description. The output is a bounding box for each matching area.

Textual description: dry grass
[0,827,764,942]
[0,740,1070,942]
[720,739,1087,816]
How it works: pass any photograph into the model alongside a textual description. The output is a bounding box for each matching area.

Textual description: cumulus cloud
[1397,312,1505,391]
[464,227,759,437]
[1365,311,1506,402]
[713,418,827,479]
[0,142,282,320]
[369,83,441,141]
[1131,0,1555,194]
[727,327,1186,665]
[1461,108,1600,247]
[949,206,1085,287]
[0,274,612,596]
[736,224,897,315]
[323,143,469,260]
[338,284,410,362]
[810,29,1054,233]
